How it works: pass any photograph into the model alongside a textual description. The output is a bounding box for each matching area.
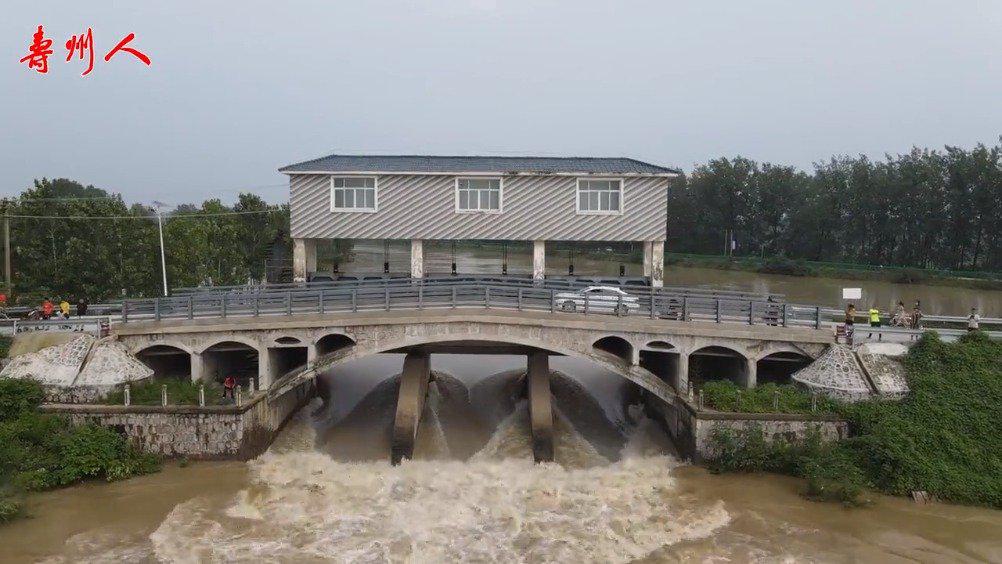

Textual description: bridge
[110,278,842,462]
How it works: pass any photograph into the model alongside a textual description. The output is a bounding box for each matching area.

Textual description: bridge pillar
[391,352,431,465]
[527,351,554,463]
[742,356,757,388]
[189,352,205,383]
[651,240,664,288]
[259,348,272,391]
[532,240,546,282]
[411,239,424,279]
[293,238,317,282]
[673,352,689,394]
[306,342,318,369]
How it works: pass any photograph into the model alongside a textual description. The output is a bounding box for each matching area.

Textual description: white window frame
[330,176,378,213]
[454,177,503,214]
[576,177,624,215]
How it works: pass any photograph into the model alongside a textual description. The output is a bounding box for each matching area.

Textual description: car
[554,286,639,315]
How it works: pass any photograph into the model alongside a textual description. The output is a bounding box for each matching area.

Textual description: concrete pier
[391,352,432,465]
[527,351,554,463]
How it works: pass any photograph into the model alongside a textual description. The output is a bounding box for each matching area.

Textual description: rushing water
[2,355,1001,563]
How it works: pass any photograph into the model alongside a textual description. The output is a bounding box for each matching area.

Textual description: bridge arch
[195,334,262,355]
[756,351,813,385]
[592,336,634,365]
[688,345,750,389]
[277,330,675,404]
[134,344,192,380]
[201,339,261,388]
[315,333,357,356]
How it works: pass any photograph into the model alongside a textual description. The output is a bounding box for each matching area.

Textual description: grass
[103,378,227,406]
[0,336,11,359]
[701,381,840,414]
[707,332,1002,508]
[0,378,160,524]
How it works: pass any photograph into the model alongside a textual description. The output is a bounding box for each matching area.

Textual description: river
[323,240,1002,316]
[2,355,1000,563]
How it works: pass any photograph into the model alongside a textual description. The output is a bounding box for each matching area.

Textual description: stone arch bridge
[114,309,830,462]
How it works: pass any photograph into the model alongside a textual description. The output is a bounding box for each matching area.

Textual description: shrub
[0,336,12,359]
[0,378,45,422]
[759,257,813,277]
[701,380,838,414]
[103,378,225,406]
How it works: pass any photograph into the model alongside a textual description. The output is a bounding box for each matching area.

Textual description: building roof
[278,154,680,175]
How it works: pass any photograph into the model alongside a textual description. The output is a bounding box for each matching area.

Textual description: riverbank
[666,253,1002,291]
[706,332,1002,507]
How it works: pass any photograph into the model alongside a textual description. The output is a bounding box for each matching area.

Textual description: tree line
[3,178,290,304]
[667,140,1002,273]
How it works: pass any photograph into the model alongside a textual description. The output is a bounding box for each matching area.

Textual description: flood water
[3,355,1000,563]
[320,240,1002,316]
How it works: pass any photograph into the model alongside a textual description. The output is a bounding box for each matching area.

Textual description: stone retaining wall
[644,393,847,463]
[39,378,315,460]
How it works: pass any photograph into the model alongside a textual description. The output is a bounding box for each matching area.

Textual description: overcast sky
[3,1,1000,205]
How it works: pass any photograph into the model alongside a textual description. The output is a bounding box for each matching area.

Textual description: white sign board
[842,288,862,300]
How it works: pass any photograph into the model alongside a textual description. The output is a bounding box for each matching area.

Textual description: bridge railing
[120,282,820,329]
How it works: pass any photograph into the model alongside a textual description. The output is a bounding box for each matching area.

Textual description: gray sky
[3,1,1000,205]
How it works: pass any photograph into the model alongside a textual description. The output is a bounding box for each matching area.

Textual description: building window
[577,178,623,214]
[456,178,502,212]
[331,177,377,212]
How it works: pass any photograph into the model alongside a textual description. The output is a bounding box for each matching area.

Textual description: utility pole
[153,201,168,296]
[3,199,10,294]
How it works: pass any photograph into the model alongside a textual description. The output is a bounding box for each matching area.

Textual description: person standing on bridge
[76,298,88,317]
[59,299,71,319]
[223,376,237,400]
[911,301,923,330]
[868,307,881,338]
[844,303,856,345]
[968,307,981,332]
[41,297,54,320]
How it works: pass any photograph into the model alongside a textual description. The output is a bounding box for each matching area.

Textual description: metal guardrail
[121,281,820,329]
[0,317,111,336]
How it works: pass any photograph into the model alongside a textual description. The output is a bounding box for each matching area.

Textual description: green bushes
[0,379,160,523]
[759,257,813,277]
[103,378,225,406]
[708,332,1002,508]
[0,336,12,359]
[701,381,839,414]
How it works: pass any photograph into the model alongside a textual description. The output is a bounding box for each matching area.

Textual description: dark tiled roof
[279,154,680,175]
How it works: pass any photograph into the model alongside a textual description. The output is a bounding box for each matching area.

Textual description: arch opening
[203,341,259,389]
[592,336,633,364]
[136,345,191,380]
[275,336,302,345]
[644,340,675,351]
[756,352,813,385]
[689,346,749,390]
[317,334,357,357]
[269,346,308,381]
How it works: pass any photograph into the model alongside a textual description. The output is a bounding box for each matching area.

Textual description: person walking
[868,307,881,338]
[967,307,981,332]
[223,375,237,400]
[41,297,54,320]
[911,301,923,330]
[843,303,856,345]
[892,301,906,326]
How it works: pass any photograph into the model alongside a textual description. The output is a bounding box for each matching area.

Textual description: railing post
[418,286,423,310]
[352,289,358,312]
[715,299,721,323]
[154,298,161,321]
[188,296,194,320]
[517,288,523,310]
[584,293,589,315]
[650,286,655,319]
[124,384,131,406]
[254,294,260,317]
[451,286,457,308]
[198,384,205,407]
[748,300,754,325]
[161,384,168,407]
[815,306,822,329]
[682,296,688,321]
[236,385,243,407]
[385,287,390,311]
[286,291,293,315]
[221,294,227,318]
[782,303,788,327]
[550,289,556,313]
[122,300,129,323]
[485,287,491,309]
[318,289,325,314]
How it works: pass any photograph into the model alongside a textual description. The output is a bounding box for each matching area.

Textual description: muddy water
[2,356,1001,562]
[323,240,1002,315]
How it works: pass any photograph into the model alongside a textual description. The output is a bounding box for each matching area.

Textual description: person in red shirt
[223,376,237,400]
[41,298,54,320]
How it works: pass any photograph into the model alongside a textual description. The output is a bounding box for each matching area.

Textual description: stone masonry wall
[41,378,315,460]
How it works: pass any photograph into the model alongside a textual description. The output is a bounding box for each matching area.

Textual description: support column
[527,351,554,463]
[391,352,431,465]
[642,241,653,277]
[306,342,319,369]
[532,240,546,282]
[259,347,273,391]
[292,238,317,282]
[673,352,689,395]
[189,352,205,383]
[742,357,757,389]
[410,239,424,279]
[651,240,664,288]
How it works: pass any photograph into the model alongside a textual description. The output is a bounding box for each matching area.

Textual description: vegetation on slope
[0,379,160,523]
[103,378,227,406]
[701,381,839,415]
[708,332,1002,507]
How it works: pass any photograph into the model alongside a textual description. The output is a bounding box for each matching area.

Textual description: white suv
[554,286,639,316]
